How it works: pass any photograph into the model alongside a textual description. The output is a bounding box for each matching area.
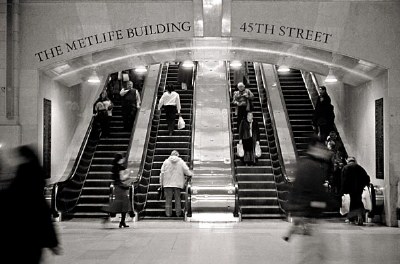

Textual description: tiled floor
[43,218,400,264]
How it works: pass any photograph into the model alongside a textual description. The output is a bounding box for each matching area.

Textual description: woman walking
[158,84,181,136]
[232,82,254,131]
[102,153,132,228]
[239,112,260,166]
[93,90,113,138]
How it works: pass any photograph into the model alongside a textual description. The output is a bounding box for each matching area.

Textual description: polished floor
[44,218,400,264]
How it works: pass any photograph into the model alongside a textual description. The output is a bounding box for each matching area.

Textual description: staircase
[136,63,194,219]
[229,62,283,219]
[276,68,314,157]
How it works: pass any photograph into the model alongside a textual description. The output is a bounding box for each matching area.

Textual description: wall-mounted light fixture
[87,70,100,83]
[277,65,290,73]
[182,60,194,68]
[230,60,242,68]
[324,68,338,83]
[134,66,147,73]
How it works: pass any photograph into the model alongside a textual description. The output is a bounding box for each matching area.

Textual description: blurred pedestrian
[284,138,331,242]
[102,153,132,228]
[312,86,335,142]
[239,112,260,166]
[120,81,141,131]
[159,150,193,217]
[93,90,113,138]
[232,82,254,131]
[0,145,61,263]
[158,84,181,136]
[341,156,370,225]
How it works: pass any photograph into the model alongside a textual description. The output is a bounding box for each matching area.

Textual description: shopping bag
[237,143,244,157]
[178,116,185,130]
[181,82,187,90]
[340,194,350,215]
[157,186,164,200]
[362,186,372,211]
[255,141,262,158]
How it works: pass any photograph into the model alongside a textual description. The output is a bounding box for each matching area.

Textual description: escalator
[276,68,314,157]
[229,62,284,219]
[55,76,143,219]
[135,62,195,219]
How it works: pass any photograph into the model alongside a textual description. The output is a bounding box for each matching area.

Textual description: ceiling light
[230,60,242,68]
[324,69,338,83]
[182,60,194,68]
[134,66,147,73]
[277,65,290,72]
[87,70,100,83]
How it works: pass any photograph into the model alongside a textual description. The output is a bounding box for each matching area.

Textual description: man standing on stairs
[232,82,254,132]
[158,84,181,136]
[159,150,193,217]
[312,86,335,142]
[120,81,141,132]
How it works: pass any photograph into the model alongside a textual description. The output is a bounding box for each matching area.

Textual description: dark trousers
[122,106,137,131]
[348,191,364,220]
[97,111,110,137]
[237,105,247,131]
[164,105,177,134]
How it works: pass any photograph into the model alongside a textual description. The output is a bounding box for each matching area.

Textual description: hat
[237,82,245,88]
[171,150,179,156]
[346,156,356,163]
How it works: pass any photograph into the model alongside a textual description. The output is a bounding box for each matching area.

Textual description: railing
[225,61,241,218]
[134,63,167,218]
[185,61,197,219]
[52,76,111,216]
[256,63,291,215]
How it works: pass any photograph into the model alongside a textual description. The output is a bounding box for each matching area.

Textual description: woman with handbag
[102,153,132,228]
[232,82,254,132]
[239,112,260,166]
[158,84,181,136]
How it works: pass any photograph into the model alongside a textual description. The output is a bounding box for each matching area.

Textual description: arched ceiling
[42,37,386,87]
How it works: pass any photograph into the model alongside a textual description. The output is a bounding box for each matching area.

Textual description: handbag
[237,143,244,157]
[340,194,350,215]
[178,116,185,130]
[255,141,262,158]
[362,186,372,211]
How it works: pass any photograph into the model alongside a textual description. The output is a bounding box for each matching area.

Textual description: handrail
[134,63,167,217]
[255,63,290,215]
[273,65,300,161]
[132,64,163,185]
[226,60,241,218]
[185,61,197,218]
[53,75,110,215]
[258,63,290,184]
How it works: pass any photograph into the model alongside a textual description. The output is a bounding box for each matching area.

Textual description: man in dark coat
[313,86,335,142]
[120,81,141,131]
[341,156,370,225]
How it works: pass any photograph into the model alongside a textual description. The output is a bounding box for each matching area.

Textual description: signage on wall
[34,21,192,63]
[237,22,333,44]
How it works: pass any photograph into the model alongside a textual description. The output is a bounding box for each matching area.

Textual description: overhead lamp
[182,60,194,68]
[87,70,100,83]
[134,66,147,73]
[277,65,290,72]
[230,60,242,68]
[324,69,338,83]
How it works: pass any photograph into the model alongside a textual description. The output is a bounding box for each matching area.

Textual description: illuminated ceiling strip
[55,46,372,80]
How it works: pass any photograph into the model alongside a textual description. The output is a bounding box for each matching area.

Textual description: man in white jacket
[160,150,193,217]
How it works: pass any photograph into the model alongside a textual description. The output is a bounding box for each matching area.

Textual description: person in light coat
[159,150,193,217]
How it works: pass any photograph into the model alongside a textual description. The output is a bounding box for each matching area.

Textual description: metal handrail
[226,61,241,218]
[255,63,290,215]
[258,63,290,183]
[135,63,167,217]
[185,61,197,218]
[53,76,110,215]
